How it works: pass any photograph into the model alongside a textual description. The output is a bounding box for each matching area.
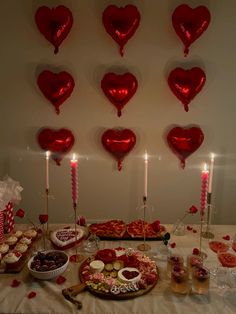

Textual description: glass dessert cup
[187,255,203,279]
[167,254,184,278]
[192,266,210,295]
[171,266,189,295]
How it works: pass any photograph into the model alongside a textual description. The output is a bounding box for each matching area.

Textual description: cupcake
[3,251,22,269]
[19,237,32,246]
[12,230,23,238]
[23,229,37,239]
[0,243,9,255]
[14,243,28,256]
[5,236,18,248]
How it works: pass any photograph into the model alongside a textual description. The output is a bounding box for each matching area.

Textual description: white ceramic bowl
[27,250,69,280]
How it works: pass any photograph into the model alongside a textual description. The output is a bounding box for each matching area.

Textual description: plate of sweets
[0,228,42,273]
[63,247,158,303]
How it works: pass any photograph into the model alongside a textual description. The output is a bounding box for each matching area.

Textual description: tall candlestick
[46,151,50,191]
[208,153,214,193]
[144,151,148,200]
[200,163,209,216]
[70,154,78,206]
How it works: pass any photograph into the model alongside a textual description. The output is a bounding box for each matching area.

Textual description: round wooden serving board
[78,256,159,300]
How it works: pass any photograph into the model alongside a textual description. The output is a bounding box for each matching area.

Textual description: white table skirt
[0,224,236,314]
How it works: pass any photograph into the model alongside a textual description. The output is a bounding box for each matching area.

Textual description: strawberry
[223,235,230,241]
[15,208,25,218]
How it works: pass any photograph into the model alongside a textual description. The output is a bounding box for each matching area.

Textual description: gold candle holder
[137,196,151,252]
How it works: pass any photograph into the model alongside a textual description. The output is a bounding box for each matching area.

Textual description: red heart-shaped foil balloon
[35,5,73,54]
[37,128,75,165]
[102,128,136,171]
[101,72,138,117]
[172,4,211,56]
[167,126,204,169]
[102,5,141,56]
[168,67,206,112]
[37,70,75,114]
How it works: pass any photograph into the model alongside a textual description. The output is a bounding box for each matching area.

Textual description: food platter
[89,219,166,241]
[63,247,158,303]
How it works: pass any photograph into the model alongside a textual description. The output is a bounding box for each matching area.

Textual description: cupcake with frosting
[23,229,37,239]
[0,243,9,255]
[3,251,22,269]
[14,243,28,256]
[5,236,18,248]
[12,230,23,238]
[19,237,32,246]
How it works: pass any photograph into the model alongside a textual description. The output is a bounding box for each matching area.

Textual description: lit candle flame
[203,163,208,172]
[144,151,148,161]
[71,153,77,162]
[46,151,50,159]
[211,152,215,161]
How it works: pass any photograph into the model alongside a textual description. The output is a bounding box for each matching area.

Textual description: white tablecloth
[0,224,236,314]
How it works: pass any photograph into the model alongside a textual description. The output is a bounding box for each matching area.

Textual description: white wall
[1,0,236,225]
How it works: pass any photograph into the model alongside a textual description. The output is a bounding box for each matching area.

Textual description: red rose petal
[28,291,36,299]
[187,225,193,231]
[193,248,200,255]
[11,279,21,287]
[70,255,77,263]
[170,242,176,248]
[192,229,197,233]
[223,235,230,241]
[56,275,66,285]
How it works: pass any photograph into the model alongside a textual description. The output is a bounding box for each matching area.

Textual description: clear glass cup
[171,266,189,294]
[172,219,185,236]
[187,254,203,279]
[192,266,210,294]
[83,233,100,253]
[167,254,184,278]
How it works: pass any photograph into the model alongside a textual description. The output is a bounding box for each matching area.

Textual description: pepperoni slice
[209,241,229,253]
[218,252,236,268]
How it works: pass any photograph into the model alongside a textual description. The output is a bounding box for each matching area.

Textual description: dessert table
[0,224,236,314]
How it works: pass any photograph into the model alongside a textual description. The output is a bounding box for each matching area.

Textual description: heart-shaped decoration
[50,228,84,250]
[37,70,75,114]
[167,126,204,169]
[102,5,141,56]
[35,5,73,54]
[101,72,138,117]
[172,4,211,56]
[101,128,136,171]
[168,67,206,112]
[37,128,75,165]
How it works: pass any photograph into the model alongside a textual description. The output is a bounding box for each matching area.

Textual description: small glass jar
[192,266,210,294]
[171,266,189,294]
[187,254,203,279]
[167,254,184,278]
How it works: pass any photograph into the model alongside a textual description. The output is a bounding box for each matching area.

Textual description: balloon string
[184,46,189,57]
[55,107,60,115]
[117,109,122,117]
[180,159,185,169]
[118,160,122,171]
[119,45,124,57]
[54,46,59,54]
[54,156,61,166]
[184,104,189,112]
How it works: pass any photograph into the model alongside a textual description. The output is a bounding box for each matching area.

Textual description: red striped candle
[70,154,78,206]
[200,163,209,216]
